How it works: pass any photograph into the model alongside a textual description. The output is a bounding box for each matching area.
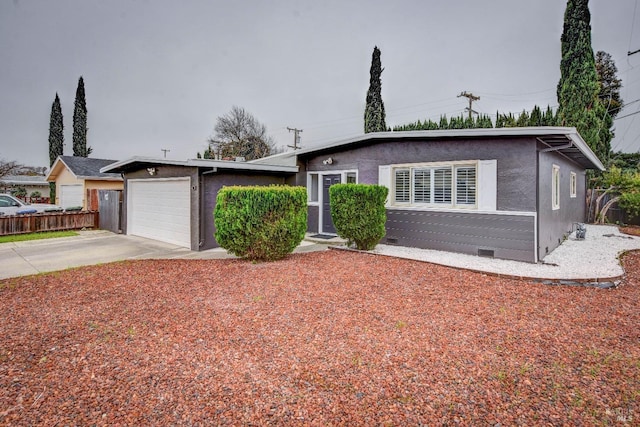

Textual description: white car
[0,194,64,216]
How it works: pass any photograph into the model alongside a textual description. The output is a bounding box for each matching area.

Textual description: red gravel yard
[1,250,638,425]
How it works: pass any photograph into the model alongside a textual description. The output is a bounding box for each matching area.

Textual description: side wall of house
[301,137,540,262]
[200,172,287,250]
[537,147,587,260]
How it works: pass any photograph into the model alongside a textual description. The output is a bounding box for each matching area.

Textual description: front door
[322,174,341,234]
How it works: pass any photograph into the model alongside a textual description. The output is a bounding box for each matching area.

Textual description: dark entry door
[322,174,341,234]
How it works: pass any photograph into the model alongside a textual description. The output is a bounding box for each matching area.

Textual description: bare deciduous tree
[207,106,275,161]
[0,159,20,179]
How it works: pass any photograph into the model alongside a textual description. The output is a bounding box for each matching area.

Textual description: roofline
[45,156,76,181]
[565,130,605,171]
[295,126,605,171]
[100,156,298,174]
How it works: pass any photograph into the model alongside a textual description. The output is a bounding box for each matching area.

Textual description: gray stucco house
[292,127,604,263]
[103,127,603,263]
[101,157,297,250]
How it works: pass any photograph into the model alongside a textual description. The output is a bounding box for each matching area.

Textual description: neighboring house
[101,157,298,250]
[0,175,49,197]
[46,156,124,210]
[294,127,604,263]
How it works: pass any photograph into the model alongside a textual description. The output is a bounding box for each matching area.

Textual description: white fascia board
[100,157,188,173]
[186,159,298,173]
[565,129,606,171]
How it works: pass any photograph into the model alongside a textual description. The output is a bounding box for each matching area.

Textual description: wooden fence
[0,211,99,236]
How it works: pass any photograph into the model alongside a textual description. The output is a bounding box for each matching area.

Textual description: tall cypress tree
[556,0,609,163]
[73,76,92,157]
[364,46,387,133]
[48,93,64,201]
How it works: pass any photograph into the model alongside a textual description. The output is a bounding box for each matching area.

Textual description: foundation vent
[478,248,495,258]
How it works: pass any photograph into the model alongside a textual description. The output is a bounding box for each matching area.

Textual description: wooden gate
[98,190,123,233]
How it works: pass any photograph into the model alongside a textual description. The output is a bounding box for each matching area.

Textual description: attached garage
[101,157,299,251]
[60,184,84,209]
[127,177,191,248]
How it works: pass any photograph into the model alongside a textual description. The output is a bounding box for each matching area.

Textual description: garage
[127,178,191,248]
[60,184,84,209]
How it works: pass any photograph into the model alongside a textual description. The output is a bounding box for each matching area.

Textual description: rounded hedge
[214,185,307,261]
[329,183,388,250]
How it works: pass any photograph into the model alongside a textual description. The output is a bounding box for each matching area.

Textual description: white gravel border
[371,224,640,280]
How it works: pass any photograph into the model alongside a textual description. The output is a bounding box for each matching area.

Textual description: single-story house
[0,175,49,198]
[101,157,298,250]
[102,126,603,263]
[294,127,604,263]
[46,156,124,210]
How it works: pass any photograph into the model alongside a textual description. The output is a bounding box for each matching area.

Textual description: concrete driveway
[0,230,326,280]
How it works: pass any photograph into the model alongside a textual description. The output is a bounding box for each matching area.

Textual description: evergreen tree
[477,114,493,128]
[439,115,449,130]
[504,113,517,127]
[426,119,439,130]
[48,93,64,201]
[364,46,387,133]
[464,115,475,129]
[73,76,92,157]
[516,109,530,127]
[595,51,623,119]
[542,105,556,126]
[556,0,609,163]
[529,105,543,126]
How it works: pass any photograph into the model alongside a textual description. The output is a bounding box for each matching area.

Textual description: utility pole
[287,127,302,150]
[457,91,480,119]
[161,148,170,158]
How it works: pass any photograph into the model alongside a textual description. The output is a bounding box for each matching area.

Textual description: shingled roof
[46,156,123,181]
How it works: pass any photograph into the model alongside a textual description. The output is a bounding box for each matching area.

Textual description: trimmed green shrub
[329,184,388,250]
[214,185,307,261]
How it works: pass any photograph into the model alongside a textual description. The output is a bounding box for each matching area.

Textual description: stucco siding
[302,137,538,212]
[385,209,536,262]
[537,149,587,260]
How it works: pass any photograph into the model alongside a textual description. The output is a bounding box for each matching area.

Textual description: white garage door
[127,178,191,248]
[60,184,84,209]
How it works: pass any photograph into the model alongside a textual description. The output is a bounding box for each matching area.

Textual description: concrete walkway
[0,230,329,280]
[2,225,640,284]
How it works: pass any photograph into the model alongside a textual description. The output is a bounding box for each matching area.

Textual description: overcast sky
[2,0,640,168]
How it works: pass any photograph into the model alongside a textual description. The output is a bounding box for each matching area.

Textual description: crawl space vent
[478,248,495,258]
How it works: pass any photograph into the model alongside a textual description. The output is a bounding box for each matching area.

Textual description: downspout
[535,150,540,263]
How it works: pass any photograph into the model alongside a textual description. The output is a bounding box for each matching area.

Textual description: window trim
[552,164,560,210]
[390,160,478,209]
[570,171,577,198]
[306,170,358,206]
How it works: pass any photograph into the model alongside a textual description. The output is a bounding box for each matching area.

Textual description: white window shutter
[477,160,497,211]
[378,165,391,207]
